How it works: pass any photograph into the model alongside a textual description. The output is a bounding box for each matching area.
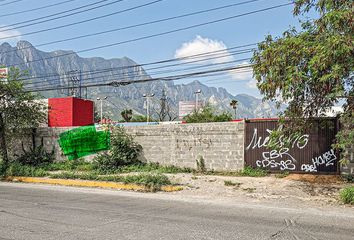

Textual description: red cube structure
[48,97,94,127]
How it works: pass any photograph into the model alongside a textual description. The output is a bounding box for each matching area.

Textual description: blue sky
[0,0,308,97]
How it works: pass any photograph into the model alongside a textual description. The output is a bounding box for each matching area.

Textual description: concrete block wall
[341,147,354,176]
[125,122,245,171]
[10,121,245,171]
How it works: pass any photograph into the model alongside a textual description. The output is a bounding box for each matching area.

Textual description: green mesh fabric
[58,125,110,160]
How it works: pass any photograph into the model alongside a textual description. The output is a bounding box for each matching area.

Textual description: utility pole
[67,70,82,98]
[96,96,107,123]
[143,93,154,123]
[160,89,167,121]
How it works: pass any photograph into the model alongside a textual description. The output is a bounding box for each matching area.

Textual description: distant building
[178,101,202,119]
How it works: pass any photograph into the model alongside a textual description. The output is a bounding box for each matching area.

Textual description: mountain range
[0,41,281,120]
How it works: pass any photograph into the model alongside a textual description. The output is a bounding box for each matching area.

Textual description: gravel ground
[164,173,354,208]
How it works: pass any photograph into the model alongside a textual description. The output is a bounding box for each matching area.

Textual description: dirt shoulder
[165,173,354,208]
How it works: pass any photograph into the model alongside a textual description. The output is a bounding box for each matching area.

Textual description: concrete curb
[5,176,183,192]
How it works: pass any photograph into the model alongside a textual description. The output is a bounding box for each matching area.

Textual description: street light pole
[194,89,201,112]
[97,96,107,123]
[143,93,154,123]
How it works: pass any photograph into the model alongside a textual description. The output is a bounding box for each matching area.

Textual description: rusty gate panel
[244,118,338,174]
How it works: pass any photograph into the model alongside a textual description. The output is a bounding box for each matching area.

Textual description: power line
[0,0,23,7]
[0,0,163,39]
[0,0,126,32]
[5,2,292,68]
[25,64,253,92]
[0,0,263,54]
[26,56,253,90]
[0,0,79,19]
[25,55,253,90]
[18,43,258,82]
[22,47,255,86]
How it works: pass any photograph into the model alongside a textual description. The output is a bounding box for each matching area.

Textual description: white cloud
[228,61,253,81]
[247,78,258,89]
[175,35,233,64]
[175,35,257,87]
[0,26,22,43]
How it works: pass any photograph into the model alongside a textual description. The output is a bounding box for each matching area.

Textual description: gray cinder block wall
[125,122,245,171]
[341,146,354,176]
[9,122,246,172]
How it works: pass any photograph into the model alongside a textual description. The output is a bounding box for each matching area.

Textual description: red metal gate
[244,118,339,174]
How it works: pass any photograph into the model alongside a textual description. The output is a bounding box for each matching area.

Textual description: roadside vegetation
[340,186,354,205]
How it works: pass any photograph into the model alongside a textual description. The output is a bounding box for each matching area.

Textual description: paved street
[0,182,353,240]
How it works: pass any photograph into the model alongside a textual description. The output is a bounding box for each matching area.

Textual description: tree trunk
[0,113,9,169]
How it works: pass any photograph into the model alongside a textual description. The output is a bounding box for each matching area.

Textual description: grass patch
[274,171,290,178]
[340,186,354,205]
[224,180,241,187]
[4,163,48,177]
[96,162,193,174]
[40,159,94,172]
[50,171,172,192]
[240,166,268,177]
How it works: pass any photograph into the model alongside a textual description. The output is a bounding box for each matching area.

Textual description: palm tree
[230,100,238,119]
[121,109,133,122]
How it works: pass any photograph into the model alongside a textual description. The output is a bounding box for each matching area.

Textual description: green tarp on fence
[58,125,110,160]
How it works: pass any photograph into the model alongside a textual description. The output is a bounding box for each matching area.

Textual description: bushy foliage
[340,186,354,205]
[121,109,133,122]
[184,105,232,123]
[251,0,353,163]
[241,166,268,177]
[15,140,54,166]
[93,127,141,172]
[0,67,46,170]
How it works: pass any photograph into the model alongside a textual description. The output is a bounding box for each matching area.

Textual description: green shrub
[5,163,48,177]
[184,105,232,123]
[15,140,54,166]
[93,127,142,171]
[340,186,354,205]
[241,166,268,177]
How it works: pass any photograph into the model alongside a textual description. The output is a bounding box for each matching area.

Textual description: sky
[0,0,310,97]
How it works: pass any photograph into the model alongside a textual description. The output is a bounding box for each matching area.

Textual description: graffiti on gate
[246,127,337,172]
[301,149,337,172]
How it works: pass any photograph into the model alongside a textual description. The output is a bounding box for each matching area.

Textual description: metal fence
[244,118,339,174]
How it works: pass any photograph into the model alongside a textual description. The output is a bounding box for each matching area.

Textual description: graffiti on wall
[245,126,337,173]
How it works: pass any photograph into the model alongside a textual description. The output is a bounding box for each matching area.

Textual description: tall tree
[251,0,353,163]
[230,100,238,119]
[0,67,45,172]
[121,109,133,122]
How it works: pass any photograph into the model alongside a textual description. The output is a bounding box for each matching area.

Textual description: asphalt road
[0,182,353,240]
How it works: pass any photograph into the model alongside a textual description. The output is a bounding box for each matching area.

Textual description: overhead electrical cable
[25,56,253,89]
[0,0,23,7]
[0,0,128,32]
[0,0,163,39]
[5,2,293,68]
[25,65,253,92]
[22,48,255,86]
[0,0,79,18]
[19,43,258,82]
[0,0,263,46]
